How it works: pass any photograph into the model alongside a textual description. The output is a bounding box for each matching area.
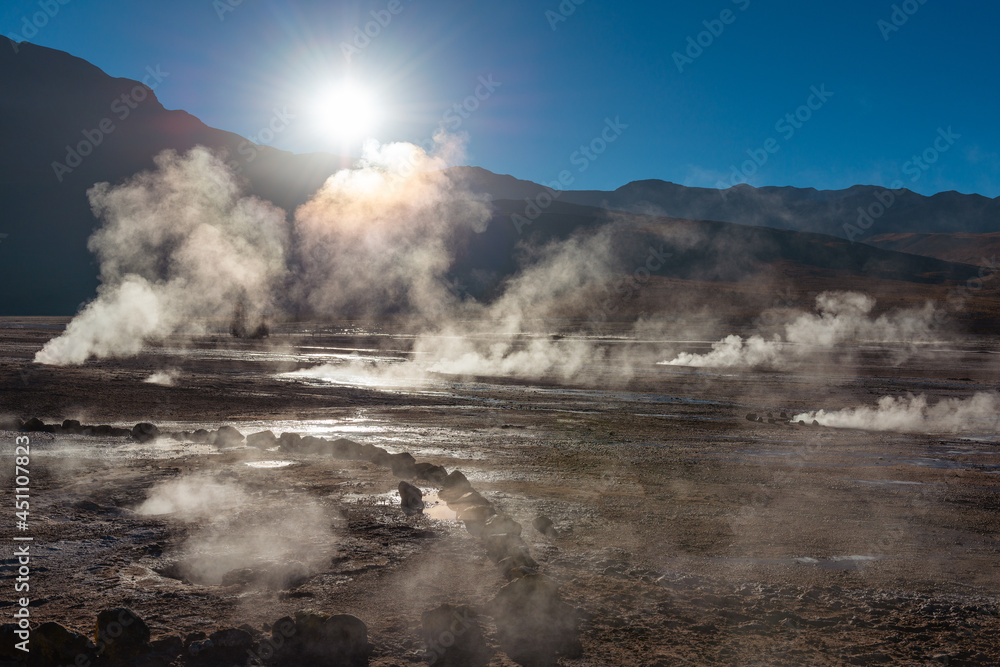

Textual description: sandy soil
[1,321,999,665]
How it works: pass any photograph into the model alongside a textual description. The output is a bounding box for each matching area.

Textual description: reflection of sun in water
[309,81,379,147]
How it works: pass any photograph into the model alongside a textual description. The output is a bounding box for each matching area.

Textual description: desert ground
[2,319,999,666]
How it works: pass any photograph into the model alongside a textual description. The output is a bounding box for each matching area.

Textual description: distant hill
[450,200,1000,328]
[867,232,1000,267]
[445,168,1000,242]
[0,37,352,314]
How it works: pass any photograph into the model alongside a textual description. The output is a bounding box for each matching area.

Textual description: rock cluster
[5,607,371,666]
[9,417,582,666]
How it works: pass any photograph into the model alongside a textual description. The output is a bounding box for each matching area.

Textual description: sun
[308,81,380,148]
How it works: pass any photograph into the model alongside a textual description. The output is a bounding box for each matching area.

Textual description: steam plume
[661,292,941,368]
[35,148,289,365]
[793,392,1000,434]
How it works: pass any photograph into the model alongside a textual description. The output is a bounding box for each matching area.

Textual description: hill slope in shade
[867,232,1000,267]
[0,37,351,314]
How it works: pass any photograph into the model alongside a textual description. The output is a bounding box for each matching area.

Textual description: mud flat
[1,321,999,665]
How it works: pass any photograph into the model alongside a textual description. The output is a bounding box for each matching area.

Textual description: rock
[150,635,183,660]
[445,490,488,509]
[33,621,94,664]
[359,443,392,465]
[190,428,213,443]
[330,437,362,459]
[482,533,533,564]
[213,425,245,448]
[389,452,417,478]
[813,420,820,427]
[189,628,255,662]
[22,417,52,433]
[0,624,21,660]
[298,436,328,454]
[278,431,302,451]
[285,610,371,665]
[94,607,151,661]
[414,462,449,485]
[481,515,523,538]
[497,554,539,581]
[131,422,160,443]
[61,419,83,434]
[183,631,207,648]
[442,470,472,493]
[421,604,490,667]
[487,575,582,665]
[745,413,758,422]
[780,411,789,420]
[398,481,424,515]
[532,515,558,538]
[457,505,496,523]
[247,430,278,449]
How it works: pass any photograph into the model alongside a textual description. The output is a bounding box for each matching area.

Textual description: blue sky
[4,0,999,197]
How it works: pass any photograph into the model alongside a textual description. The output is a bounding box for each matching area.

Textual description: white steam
[144,369,179,386]
[138,475,338,587]
[136,476,250,518]
[292,134,490,321]
[793,392,1000,434]
[36,148,289,365]
[36,136,493,365]
[661,292,940,368]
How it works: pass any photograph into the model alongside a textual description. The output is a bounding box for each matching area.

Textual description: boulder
[532,515,558,539]
[299,436,329,454]
[190,428,213,443]
[22,417,53,433]
[94,607,151,661]
[414,462,449,485]
[285,610,371,665]
[445,490,488,510]
[149,635,184,660]
[278,432,302,451]
[213,426,245,448]
[398,481,424,515]
[497,553,540,581]
[247,430,278,449]
[421,604,490,667]
[486,575,582,665]
[482,533,533,564]
[442,470,472,493]
[0,624,21,660]
[131,422,160,443]
[481,515,523,538]
[188,628,254,662]
[745,413,758,422]
[359,443,392,466]
[330,437,362,459]
[33,622,94,664]
[457,505,496,523]
[389,452,417,478]
[61,419,83,434]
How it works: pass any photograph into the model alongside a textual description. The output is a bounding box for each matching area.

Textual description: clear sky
[4,0,999,197]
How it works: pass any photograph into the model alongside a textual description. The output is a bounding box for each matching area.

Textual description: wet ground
[1,320,999,665]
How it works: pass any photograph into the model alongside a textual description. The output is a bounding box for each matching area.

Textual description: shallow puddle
[245,460,294,469]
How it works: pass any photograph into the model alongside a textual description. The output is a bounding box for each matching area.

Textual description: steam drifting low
[793,392,1000,434]
[660,292,941,368]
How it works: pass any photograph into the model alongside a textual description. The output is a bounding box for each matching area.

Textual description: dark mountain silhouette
[0,37,352,314]
[445,168,1000,242]
[867,232,1000,266]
